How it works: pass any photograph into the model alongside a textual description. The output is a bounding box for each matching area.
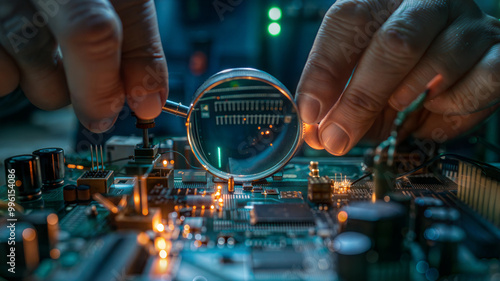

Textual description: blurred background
[1,0,499,183]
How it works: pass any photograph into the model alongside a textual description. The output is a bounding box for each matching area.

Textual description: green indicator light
[268,22,281,36]
[268,7,282,21]
[217,147,222,168]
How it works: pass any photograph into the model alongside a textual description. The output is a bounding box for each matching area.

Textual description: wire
[351,173,372,185]
[160,150,203,170]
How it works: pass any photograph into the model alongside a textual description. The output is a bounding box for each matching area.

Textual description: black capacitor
[32,148,65,188]
[339,201,406,261]
[334,232,372,281]
[425,223,465,275]
[4,155,43,201]
[414,197,443,243]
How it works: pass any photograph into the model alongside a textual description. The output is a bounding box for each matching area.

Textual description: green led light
[268,7,282,21]
[268,22,281,36]
[217,147,222,168]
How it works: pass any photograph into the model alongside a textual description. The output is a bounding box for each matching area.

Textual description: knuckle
[377,25,421,61]
[305,50,343,84]
[342,88,384,117]
[60,3,121,58]
[328,0,374,26]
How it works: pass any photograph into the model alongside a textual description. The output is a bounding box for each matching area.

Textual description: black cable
[160,150,203,170]
[351,173,372,185]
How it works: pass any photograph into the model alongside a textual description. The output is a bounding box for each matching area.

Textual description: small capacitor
[4,155,43,201]
[228,176,235,193]
[77,185,91,201]
[63,184,77,202]
[32,148,65,188]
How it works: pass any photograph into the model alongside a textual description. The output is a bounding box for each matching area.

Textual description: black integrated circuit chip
[250,203,315,225]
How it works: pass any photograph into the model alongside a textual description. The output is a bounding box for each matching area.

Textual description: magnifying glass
[162,68,303,183]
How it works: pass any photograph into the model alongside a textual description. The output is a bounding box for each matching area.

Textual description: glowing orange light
[67,164,76,169]
[269,125,273,128]
[218,198,223,203]
[50,249,60,259]
[243,118,247,121]
[194,240,202,247]
[155,237,166,250]
[159,258,168,269]
[337,211,348,223]
[258,127,261,130]
[265,130,270,135]
[47,214,58,225]
[137,232,150,245]
[217,185,222,190]
[156,223,165,232]
[261,132,264,135]
[202,205,205,209]
[159,250,167,259]
[210,205,215,210]
[162,160,168,167]
[22,228,36,241]
[270,143,273,147]
[170,160,175,164]
[372,193,376,203]
[76,165,84,170]
[15,180,22,187]
[184,225,190,231]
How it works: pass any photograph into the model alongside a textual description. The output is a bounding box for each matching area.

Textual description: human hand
[0,0,168,132]
[297,0,500,155]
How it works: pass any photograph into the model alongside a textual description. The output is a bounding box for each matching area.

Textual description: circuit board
[1,147,500,281]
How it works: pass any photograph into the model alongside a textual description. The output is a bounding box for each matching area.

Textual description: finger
[413,105,500,141]
[0,46,20,96]
[318,0,450,156]
[31,0,125,132]
[0,0,69,108]
[297,0,400,124]
[425,42,500,115]
[389,5,491,111]
[303,123,324,150]
[111,0,168,120]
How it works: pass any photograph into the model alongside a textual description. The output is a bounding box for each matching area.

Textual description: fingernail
[321,123,349,155]
[88,116,117,133]
[132,91,162,120]
[297,94,320,124]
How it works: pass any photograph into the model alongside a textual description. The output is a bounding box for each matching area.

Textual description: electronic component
[32,148,65,188]
[4,154,43,201]
[307,176,331,204]
[279,190,302,199]
[63,184,77,202]
[250,203,314,225]
[77,145,114,195]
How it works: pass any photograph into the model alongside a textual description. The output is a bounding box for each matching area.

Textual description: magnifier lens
[187,69,302,182]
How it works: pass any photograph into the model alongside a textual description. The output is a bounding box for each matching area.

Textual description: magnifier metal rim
[185,68,303,183]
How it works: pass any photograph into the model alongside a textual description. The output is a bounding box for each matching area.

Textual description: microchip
[264,188,278,195]
[252,186,263,193]
[279,191,302,199]
[182,171,207,183]
[250,203,314,225]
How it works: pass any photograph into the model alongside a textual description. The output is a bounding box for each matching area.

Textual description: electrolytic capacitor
[333,232,372,281]
[339,201,406,261]
[33,148,65,188]
[4,155,43,201]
